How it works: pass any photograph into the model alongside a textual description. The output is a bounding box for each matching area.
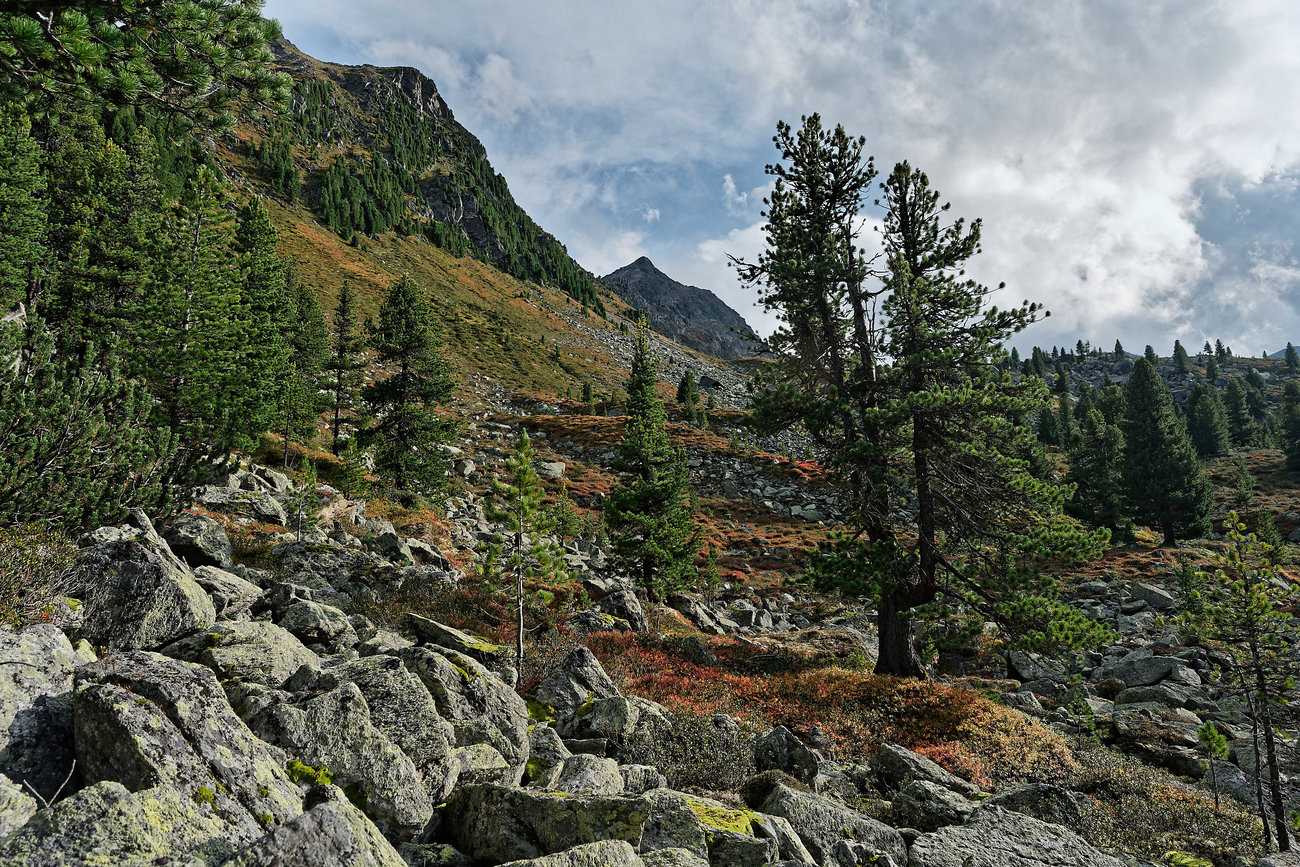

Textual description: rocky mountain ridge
[602,257,760,361]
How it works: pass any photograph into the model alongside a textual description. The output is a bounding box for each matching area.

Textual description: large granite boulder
[871,742,980,797]
[754,725,821,786]
[161,620,319,688]
[0,624,85,802]
[225,785,407,867]
[192,565,262,618]
[164,512,234,569]
[497,840,644,867]
[534,645,621,723]
[759,782,906,865]
[195,485,288,526]
[908,806,1125,867]
[891,780,974,832]
[444,783,651,865]
[0,773,36,838]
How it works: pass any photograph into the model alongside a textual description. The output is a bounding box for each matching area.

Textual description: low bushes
[0,523,77,628]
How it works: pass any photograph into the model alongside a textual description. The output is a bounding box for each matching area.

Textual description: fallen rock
[498,839,644,867]
[534,645,621,723]
[553,754,625,795]
[444,783,651,865]
[0,625,81,802]
[225,784,407,867]
[891,780,974,832]
[164,512,234,569]
[196,486,288,526]
[192,565,261,618]
[407,613,508,665]
[597,589,649,633]
[754,725,821,786]
[872,742,980,798]
[277,598,357,647]
[0,773,36,838]
[162,620,319,688]
[979,784,1087,831]
[908,805,1124,866]
[760,782,906,865]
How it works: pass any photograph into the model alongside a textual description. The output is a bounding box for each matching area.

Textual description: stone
[397,645,531,784]
[444,783,651,864]
[73,652,302,831]
[246,465,293,494]
[596,589,649,633]
[534,645,621,723]
[620,765,668,794]
[526,724,572,788]
[754,725,821,786]
[537,461,567,481]
[908,805,1124,866]
[68,536,216,651]
[0,625,80,803]
[164,512,234,569]
[562,695,674,764]
[751,813,814,863]
[891,780,974,831]
[640,849,709,867]
[760,782,906,865]
[638,788,709,858]
[370,531,416,567]
[1128,582,1177,611]
[1007,650,1067,683]
[407,613,508,665]
[162,620,319,688]
[192,565,262,618]
[244,680,432,836]
[553,754,626,795]
[1104,653,1183,687]
[278,598,358,646]
[397,842,472,866]
[266,539,389,590]
[406,538,451,568]
[872,742,981,798]
[225,784,408,867]
[1114,682,1196,708]
[705,828,777,866]
[456,742,515,785]
[0,773,36,837]
[196,485,288,525]
[303,654,459,802]
[497,840,644,867]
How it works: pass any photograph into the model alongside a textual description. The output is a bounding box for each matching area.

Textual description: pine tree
[362,274,456,494]
[1198,720,1229,812]
[1009,346,1020,368]
[1066,407,1127,531]
[676,370,700,422]
[1224,377,1256,447]
[0,108,48,312]
[333,436,370,500]
[325,282,367,452]
[1286,342,1299,372]
[1216,339,1229,363]
[1114,339,1124,361]
[1053,359,1069,394]
[1203,340,1213,358]
[284,455,319,541]
[0,315,178,530]
[482,429,568,665]
[1206,355,1220,381]
[605,321,701,603]
[1186,383,1231,457]
[1144,344,1158,365]
[1173,339,1190,373]
[1233,456,1255,508]
[235,197,295,447]
[1279,380,1300,471]
[1122,358,1212,544]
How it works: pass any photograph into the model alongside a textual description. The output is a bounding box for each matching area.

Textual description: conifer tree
[1206,355,1220,382]
[284,455,319,541]
[0,109,48,312]
[1056,393,1076,448]
[1216,339,1229,363]
[1186,383,1231,458]
[1009,346,1020,368]
[333,436,370,500]
[605,321,701,602]
[1173,339,1190,373]
[235,197,297,446]
[1233,456,1255,508]
[1122,358,1212,544]
[1286,342,1299,373]
[1198,720,1229,812]
[1279,380,1300,471]
[676,369,700,422]
[1066,407,1127,531]
[362,274,456,493]
[1114,339,1124,361]
[1203,340,1213,358]
[483,429,568,665]
[1224,377,1256,447]
[1144,344,1158,365]
[325,282,367,452]
[1053,359,1069,394]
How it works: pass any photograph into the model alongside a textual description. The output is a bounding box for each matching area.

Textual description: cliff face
[601,257,757,360]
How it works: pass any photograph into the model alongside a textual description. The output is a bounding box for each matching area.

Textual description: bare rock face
[0,625,85,803]
[908,806,1125,867]
[225,784,408,867]
[602,258,757,360]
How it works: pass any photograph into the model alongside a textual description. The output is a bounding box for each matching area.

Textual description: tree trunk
[515,529,524,668]
[875,591,925,678]
[1244,685,1273,852]
[1255,658,1290,850]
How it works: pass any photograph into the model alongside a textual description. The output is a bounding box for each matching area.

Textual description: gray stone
[620,765,668,794]
[370,531,416,566]
[760,782,906,865]
[537,461,567,481]
[192,565,261,618]
[225,784,407,867]
[872,742,980,797]
[1007,650,1067,683]
[526,724,572,788]
[164,512,234,569]
[497,840,644,867]
[246,465,293,494]
[908,805,1124,866]
[162,620,319,688]
[68,535,216,651]
[1128,582,1177,611]
[706,828,777,866]
[244,680,432,836]
[278,598,358,646]
[456,742,515,785]
[754,725,822,786]
[553,754,625,795]
[397,842,472,866]
[196,485,288,525]
[562,695,674,764]
[534,645,621,723]
[891,780,974,831]
[597,589,648,633]
[633,788,708,859]
[0,625,80,803]
[751,813,814,863]
[0,773,36,837]
[640,849,709,867]
[1105,653,1184,687]
[444,783,651,864]
[407,613,508,665]
[980,784,1089,830]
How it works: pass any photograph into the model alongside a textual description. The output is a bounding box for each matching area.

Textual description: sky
[263,0,1300,355]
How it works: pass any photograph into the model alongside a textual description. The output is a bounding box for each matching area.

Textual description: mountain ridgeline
[253,39,605,313]
[602,257,758,360]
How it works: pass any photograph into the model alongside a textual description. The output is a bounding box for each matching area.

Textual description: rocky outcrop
[225,785,408,867]
[602,258,757,360]
[908,806,1124,866]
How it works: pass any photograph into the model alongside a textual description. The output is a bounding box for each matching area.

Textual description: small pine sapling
[1198,720,1229,811]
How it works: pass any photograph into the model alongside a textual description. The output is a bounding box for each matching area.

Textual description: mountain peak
[602,259,756,360]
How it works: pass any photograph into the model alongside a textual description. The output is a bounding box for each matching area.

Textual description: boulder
[267,539,388,589]
[369,531,416,567]
[455,743,515,785]
[225,784,408,867]
[192,565,262,618]
[278,598,358,647]
[164,512,234,569]
[243,680,432,836]
[534,645,621,723]
[0,625,81,802]
[497,840,643,867]
[1007,650,1067,683]
[1103,653,1185,688]
[537,461,567,481]
[638,788,709,858]
[597,589,648,633]
[526,724,572,788]
[1128,582,1177,611]
[73,652,301,831]
[301,654,459,802]
[161,620,319,688]
[891,780,974,832]
[979,784,1087,831]
[562,695,674,764]
[760,782,906,865]
[908,806,1124,866]
[705,828,777,866]
[751,813,814,863]
[553,754,626,795]
[195,485,288,525]
[68,535,216,651]
[0,780,239,866]
[444,783,651,865]
[408,613,508,665]
[245,465,293,494]
[640,850,709,867]
[620,765,668,794]
[397,645,530,783]
[0,773,36,837]
[872,742,980,798]
[754,725,821,786]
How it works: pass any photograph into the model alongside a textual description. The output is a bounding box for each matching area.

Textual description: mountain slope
[602,257,758,360]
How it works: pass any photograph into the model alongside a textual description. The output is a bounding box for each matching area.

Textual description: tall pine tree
[1186,382,1231,458]
[0,108,48,312]
[325,282,367,453]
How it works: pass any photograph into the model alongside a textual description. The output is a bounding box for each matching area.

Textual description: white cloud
[641,206,661,224]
